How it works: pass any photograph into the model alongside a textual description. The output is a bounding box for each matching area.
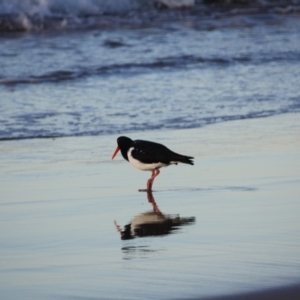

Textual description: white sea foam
[1,0,299,32]
[0,0,143,31]
[0,0,138,16]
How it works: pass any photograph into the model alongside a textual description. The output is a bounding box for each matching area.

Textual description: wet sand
[201,283,300,300]
[0,113,300,300]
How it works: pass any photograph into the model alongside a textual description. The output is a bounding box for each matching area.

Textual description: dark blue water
[0,0,300,141]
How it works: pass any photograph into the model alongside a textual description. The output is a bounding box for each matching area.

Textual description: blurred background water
[0,0,300,140]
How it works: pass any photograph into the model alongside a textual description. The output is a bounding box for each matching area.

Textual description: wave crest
[0,0,136,16]
[0,0,140,31]
[1,0,300,32]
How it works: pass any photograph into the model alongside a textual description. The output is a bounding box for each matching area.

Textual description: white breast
[127,147,167,171]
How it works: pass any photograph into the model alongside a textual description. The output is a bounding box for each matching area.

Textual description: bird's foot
[138,188,153,192]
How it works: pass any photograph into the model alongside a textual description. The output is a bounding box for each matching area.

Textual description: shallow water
[1,114,300,300]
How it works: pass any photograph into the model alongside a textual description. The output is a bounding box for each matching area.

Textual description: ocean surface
[1,2,300,300]
[1,0,300,140]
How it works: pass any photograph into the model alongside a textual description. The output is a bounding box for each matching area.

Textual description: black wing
[131,140,194,165]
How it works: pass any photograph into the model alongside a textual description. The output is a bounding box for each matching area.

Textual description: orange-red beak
[111,146,120,160]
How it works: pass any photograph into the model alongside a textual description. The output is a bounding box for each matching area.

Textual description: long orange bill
[111,146,120,160]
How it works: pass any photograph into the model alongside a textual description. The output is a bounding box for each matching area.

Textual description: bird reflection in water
[114,191,195,240]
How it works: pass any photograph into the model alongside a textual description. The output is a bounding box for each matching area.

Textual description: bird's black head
[116,136,133,161]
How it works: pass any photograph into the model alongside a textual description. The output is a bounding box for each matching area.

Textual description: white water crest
[0,0,137,16]
[1,0,300,32]
[0,0,144,31]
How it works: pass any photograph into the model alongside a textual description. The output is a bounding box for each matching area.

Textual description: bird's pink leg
[139,170,155,192]
[139,169,160,192]
[147,170,156,191]
[148,169,160,191]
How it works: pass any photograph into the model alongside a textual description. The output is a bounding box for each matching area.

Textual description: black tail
[173,153,194,165]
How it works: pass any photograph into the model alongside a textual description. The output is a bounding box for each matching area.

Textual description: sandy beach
[1,113,300,300]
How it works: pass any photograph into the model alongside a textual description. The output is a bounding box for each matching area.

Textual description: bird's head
[111,136,133,161]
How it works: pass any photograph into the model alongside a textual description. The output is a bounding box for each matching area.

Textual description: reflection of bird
[114,191,195,240]
[112,136,194,191]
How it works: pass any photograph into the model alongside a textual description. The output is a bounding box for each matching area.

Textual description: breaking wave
[1,52,300,86]
[1,0,300,32]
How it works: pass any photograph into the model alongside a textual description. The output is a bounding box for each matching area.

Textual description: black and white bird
[111,136,194,191]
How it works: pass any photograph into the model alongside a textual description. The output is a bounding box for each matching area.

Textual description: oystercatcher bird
[111,136,194,191]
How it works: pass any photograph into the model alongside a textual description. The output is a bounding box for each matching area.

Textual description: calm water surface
[1,115,300,300]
